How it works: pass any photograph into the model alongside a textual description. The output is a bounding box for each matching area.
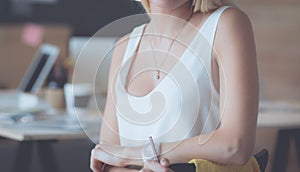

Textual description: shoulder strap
[122,24,146,66]
[200,6,231,46]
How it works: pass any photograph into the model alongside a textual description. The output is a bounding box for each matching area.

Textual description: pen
[149,136,159,162]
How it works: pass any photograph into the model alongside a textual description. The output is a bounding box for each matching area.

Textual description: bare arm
[90,36,130,172]
[123,7,258,166]
[99,35,131,144]
[93,7,259,167]
[159,8,259,165]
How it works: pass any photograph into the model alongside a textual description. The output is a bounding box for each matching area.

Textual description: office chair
[253,149,269,172]
[169,149,269,172]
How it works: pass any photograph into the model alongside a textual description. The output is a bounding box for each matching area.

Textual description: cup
[44,88,65,109]
[64,83,93,115]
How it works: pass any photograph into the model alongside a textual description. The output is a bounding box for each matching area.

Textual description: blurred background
[238,0,300,172]
[0,0,299,172]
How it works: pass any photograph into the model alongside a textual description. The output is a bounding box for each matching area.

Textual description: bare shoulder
[190,7,252,31]
[217,7,254,41]
[213,7,256,62]
[215,7,255,50]
[116,33,131,48]
[219,7,253,31]
[113,33,131,58]
[110,33,130,68]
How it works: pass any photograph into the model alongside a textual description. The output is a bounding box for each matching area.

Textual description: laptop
[0,43,60,115]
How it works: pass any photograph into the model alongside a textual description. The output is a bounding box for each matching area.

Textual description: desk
[0,112,101,172]
[257,100,300,172]
[0,113,101,141]
[1,99,300,172]
[258,100,300,128]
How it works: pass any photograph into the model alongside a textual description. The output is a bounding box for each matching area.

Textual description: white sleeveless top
[115,6,230,146]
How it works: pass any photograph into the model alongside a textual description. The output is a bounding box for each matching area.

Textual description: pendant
[154,70,160,80]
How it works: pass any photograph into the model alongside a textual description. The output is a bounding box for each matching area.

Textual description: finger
[144,160,174,172]
[140,169,153,172]
[144,160,163,171]
[90,160,102,172]
[90,149,103,172]
[160,158,170,167]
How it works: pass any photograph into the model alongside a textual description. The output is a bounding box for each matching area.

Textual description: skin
[140,158,174,172]
[90,0,259,171]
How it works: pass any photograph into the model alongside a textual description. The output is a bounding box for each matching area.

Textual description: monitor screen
[18,44,59,93]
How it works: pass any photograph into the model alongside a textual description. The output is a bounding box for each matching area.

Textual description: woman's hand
[90,144,127,172]
[91,144,128,168]
[140,158,174,172]
[90,145,105,172]
[91,143,143,168]
[91,143,173,172]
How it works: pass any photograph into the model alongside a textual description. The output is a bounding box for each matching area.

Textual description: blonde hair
[141,0,236,13]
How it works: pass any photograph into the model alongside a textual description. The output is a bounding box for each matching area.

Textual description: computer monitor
[18,44,60,93]
[68,36,118,111]
[69,36,117,88]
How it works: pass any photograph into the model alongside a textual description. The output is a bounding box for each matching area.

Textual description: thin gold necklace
[150,14,192,80]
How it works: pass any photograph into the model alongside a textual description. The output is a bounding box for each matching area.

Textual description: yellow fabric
[189,157,261,172]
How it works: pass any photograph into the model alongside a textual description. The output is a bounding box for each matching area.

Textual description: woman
[91,0,259,171]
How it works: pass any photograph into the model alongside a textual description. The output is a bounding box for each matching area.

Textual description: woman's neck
[150,0,191,18]
[147,1,193,35]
